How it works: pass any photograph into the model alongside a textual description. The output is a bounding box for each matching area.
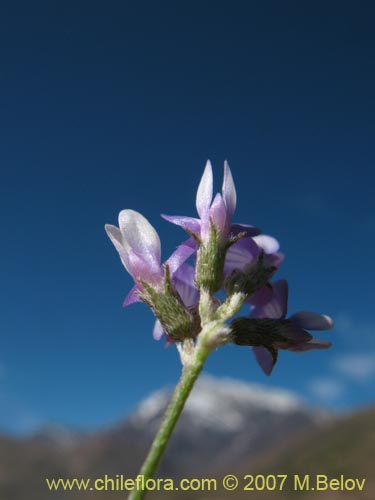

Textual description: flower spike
[105,159,334,491]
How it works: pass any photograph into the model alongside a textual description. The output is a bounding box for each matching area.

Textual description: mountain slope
[148,407,375,500]
[252,406,375,486]
[82,376,328,477]
[0,375,342,500]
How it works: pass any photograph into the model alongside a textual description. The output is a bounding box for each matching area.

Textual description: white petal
[105,223,123,248]
[196,160,213,219]
[253,234,280,254]
[153,320,165,341]
[118,210,161,267]
[105,224,130,271]
[222,160,236,219]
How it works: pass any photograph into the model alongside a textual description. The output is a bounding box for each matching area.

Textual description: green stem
[127,342,210,500]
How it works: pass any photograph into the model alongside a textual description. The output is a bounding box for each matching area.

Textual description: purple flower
[162,160,265,294]
[249,280,334,375]
[224,234,283,277]
[162,160,259,244]
[105,209,195,306]
[223,234,283,298]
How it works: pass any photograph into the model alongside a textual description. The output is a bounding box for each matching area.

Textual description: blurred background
[0,1,374,498]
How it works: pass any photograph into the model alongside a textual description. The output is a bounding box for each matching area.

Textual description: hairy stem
[127,341,211,500]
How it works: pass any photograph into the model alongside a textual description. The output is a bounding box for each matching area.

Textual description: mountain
[149,407,375,500]
[96,375,329,476]
[247,406,375,499]
[3,375,370,500]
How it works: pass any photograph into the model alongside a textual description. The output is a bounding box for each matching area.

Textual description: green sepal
[139,267,199,341]
[195,222,227,294]
[230,317,296,349]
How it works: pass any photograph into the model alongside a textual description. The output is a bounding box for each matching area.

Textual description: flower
[231,280,334,375]
[162,161,264,293]
[105,210,200,341]
[162,161,283,296]
[105,209,195,304]
[105,163,333,372]
[162,160,260,244]
[223,233,283,298]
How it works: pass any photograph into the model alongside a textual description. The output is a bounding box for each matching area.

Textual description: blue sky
[0,1,374,434]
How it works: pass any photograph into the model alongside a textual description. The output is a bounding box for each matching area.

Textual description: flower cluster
[106,161,333,375]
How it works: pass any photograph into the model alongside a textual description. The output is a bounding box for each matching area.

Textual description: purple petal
[289,339,332,352]
[253,234,280,254]
[165,237,197,274]
[123,285,141,307]
[210,193,228,235]
[165,338,175,347]
[196,160,213,219]
[127,249,163,286]
[118,210,161,269]
[225,237,260,275]
[231,223,261,237]
[277,322,313,345]
[247,285,274,306]
[173,264,199,307]
[161,214,201,236]
[153,319,165,341]
[252,347,275,376]
[222,160,236,220]
[250,280,288,320]
[290,311,334,331]
[264,251,284,269]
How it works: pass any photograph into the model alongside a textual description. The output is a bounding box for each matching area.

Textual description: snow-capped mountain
[96,375,330,476]
[0,375,331,487]
[1,400,372,500]
[133,376,309,431]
